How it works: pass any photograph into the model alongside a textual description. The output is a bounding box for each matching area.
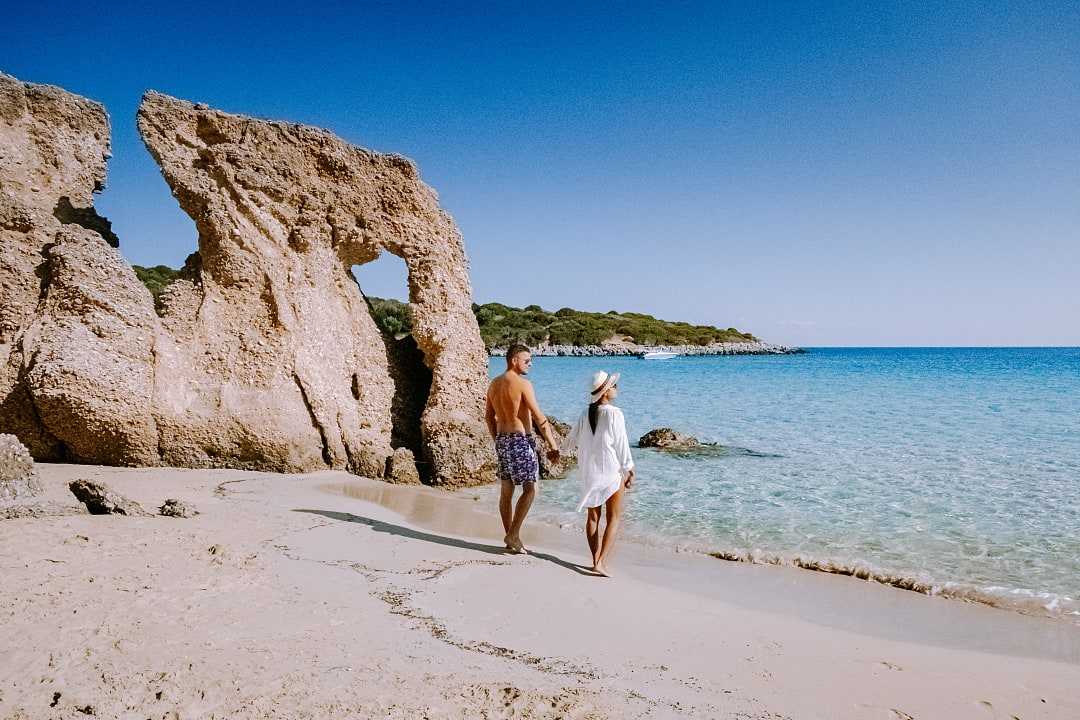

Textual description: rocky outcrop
[0,434,40,501]
[0,73,496,487]
[136,92,494,485]
[0,73,117,460]
[538,416,576,479]
[385,447,422,485]
[638,428,702,450]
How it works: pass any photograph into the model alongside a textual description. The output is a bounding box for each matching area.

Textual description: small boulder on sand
[159,498,198,518]
[69,479,152,516]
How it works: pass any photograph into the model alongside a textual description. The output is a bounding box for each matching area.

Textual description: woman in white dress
[561,371,636,576]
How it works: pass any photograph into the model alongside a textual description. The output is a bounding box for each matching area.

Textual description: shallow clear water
[479,348,1080,619]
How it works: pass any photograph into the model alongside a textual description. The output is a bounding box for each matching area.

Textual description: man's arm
[522,381,559,451]
[484,391,497,441]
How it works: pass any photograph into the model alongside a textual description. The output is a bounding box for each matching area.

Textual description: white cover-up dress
[561,404,635,512]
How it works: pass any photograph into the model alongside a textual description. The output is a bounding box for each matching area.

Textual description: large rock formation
[0,73,495,487]
[0,73,121,460]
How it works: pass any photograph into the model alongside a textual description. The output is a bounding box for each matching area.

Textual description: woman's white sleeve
[562,414,584,455]
[616,412,634,473]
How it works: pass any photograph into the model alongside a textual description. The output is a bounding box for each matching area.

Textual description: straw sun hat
[589,370,620,401]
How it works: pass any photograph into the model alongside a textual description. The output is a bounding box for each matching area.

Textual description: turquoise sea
[481,348,1080,620]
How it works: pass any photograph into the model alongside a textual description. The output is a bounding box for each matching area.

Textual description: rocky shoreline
[489,342,803,357]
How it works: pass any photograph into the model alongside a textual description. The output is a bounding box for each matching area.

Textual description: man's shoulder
[502,372,530,388]
[489,372,529,391]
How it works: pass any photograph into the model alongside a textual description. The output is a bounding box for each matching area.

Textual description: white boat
[641,351,678,360]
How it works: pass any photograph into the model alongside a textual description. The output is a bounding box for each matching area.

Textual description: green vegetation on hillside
[470,302,754,347]
[132,264,182,304]
[367,299,755,348]
[131,265,755,348]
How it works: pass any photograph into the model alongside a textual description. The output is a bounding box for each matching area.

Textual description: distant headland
[133,266,802,356]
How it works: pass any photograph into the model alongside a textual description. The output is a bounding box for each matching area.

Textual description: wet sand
[2,464,1078,719]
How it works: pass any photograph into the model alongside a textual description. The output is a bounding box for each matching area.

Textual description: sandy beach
[1,464,1076,719]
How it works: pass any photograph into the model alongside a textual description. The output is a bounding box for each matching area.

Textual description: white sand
[2,464,1077,719]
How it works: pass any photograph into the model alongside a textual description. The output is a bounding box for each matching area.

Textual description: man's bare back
[487,372,536,435]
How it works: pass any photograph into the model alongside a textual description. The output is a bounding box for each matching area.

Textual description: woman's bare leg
[585,507,602,566]
[594,487,624,576]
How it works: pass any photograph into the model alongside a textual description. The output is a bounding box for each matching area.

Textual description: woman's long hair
[588,399,601,433]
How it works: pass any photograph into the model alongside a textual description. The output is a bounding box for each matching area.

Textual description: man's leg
[508,481,536,553]
[499,480,515,548]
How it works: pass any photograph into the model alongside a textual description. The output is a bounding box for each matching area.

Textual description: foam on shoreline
[705,547,1080,624]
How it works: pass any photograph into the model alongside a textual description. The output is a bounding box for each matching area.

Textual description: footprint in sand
[891,710,915,720]
[879,661,903,671]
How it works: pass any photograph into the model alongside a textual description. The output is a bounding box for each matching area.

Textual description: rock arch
[136,92,495,486]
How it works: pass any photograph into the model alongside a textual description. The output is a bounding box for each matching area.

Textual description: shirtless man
[485,344,560,553]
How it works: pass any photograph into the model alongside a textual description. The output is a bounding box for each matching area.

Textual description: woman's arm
[614,410,635,479]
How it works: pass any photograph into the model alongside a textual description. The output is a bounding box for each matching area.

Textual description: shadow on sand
[293,508,598,577]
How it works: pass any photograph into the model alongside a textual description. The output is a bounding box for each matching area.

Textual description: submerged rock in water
[637,429,782,458]
[638,428,702,450]
[69,479,152,516]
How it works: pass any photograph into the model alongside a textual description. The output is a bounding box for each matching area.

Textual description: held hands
[624,469,635,489]
[546,449,561,464]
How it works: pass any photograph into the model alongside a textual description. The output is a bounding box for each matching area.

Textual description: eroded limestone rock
[137,92,494,485]
[0,73,116,460]
[0,73,495,486]
[385,447,422,485]
[0,433,41,501]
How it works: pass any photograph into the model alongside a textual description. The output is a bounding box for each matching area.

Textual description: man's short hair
[506,344,531,363]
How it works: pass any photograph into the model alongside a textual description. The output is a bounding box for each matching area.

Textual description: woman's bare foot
[504,534,528,555]
[592,560,610,577]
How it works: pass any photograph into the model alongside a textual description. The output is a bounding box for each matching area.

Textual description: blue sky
[5,1,1078,346]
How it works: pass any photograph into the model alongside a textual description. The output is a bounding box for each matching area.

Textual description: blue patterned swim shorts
[496,432,539,485]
